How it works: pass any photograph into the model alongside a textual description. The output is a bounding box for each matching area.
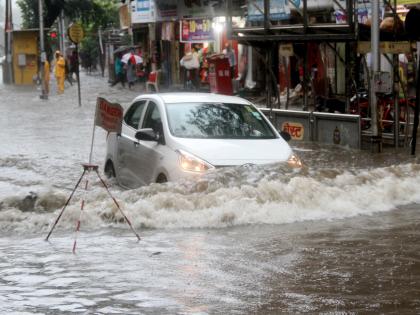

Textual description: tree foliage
[18,0,119,74]
[17,0,119,29]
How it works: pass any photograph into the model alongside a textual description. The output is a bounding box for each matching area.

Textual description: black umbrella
[113,46,129,54]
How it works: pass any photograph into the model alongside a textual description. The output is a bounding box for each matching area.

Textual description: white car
[105,93,301,189]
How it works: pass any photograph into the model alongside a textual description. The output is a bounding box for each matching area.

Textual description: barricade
[260,108,361,149]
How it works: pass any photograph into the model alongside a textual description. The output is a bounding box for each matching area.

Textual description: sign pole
[76,44,82,106]
[88,102,97,165]
[68,22,84,106]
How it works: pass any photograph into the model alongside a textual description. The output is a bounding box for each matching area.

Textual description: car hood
[172,138,292,166]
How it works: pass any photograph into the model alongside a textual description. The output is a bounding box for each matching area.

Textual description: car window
[165,102,277,139]
[142,101,162,131]
[124,100,147,129]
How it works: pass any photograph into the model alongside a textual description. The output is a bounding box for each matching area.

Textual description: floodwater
[1,70,420,314]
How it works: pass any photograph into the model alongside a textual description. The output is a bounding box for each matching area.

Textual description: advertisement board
[131,0,155,24]
[180,19,214,43]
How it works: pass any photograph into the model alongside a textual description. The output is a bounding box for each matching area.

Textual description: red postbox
[208,54,233,95]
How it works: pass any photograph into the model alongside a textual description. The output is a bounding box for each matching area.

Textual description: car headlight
[287,153,302,168]
[176,149,215,173]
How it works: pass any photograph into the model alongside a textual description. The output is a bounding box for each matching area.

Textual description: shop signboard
[357,41,411,54]
[180,19,214,43]
[248,0,293,21]
[178,0,223,18]
[131,0,155,24]
[155,0,177,20]
[397,0,420,4]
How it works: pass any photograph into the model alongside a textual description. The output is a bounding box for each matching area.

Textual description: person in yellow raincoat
[54,51,66,94]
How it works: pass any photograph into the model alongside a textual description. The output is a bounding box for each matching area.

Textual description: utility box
[12,30,39,85]
[208,54,233,95]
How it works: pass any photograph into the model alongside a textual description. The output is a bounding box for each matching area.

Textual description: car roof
[134,92,251,105]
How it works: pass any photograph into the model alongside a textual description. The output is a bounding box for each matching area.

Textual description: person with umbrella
[122,48,143,89]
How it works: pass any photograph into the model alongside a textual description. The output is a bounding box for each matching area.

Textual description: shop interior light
[212,22,224,33]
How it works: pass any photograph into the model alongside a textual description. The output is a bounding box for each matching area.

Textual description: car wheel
[156,174,167,183]
[104,161,116,178]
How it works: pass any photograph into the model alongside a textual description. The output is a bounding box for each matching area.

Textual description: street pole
[39,0,48,99]
[129,1,134,45]
[4,0,13,84]
[76,44,81,107]
[370,0,381,152]
[393,0,399,148]
[410,51,420,155]
[60,10,66,53]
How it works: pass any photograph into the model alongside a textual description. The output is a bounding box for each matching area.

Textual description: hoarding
[131,0,155,24]
[180,19,214,43]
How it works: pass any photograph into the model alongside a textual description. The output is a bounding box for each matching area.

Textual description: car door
[128,100,165,186]
[117,99,147,188]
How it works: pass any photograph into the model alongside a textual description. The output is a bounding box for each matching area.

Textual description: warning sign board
[95,97,124,133]
[68,23,84,44]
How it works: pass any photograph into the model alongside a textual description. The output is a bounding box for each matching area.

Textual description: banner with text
[131,0,155,24]
[180,19,214,43]
[95,97,124,133]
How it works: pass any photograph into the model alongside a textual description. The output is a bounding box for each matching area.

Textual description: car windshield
[166,102,277,139]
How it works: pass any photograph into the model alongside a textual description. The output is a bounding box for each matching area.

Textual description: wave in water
[1,162,420,234]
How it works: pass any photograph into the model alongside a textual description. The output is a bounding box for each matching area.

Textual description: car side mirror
[135,128,158,141]
[280,131,291,142]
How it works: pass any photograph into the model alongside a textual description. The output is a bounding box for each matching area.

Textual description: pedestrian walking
[180,47,200,90]
[68,50,79,82]
[54,50,66,94]
[110,53,125,88]
[65,57,73,86]
[126,57,136,89]
[123,48,141,89]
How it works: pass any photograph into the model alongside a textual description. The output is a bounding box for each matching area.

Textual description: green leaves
[17,0,118,29]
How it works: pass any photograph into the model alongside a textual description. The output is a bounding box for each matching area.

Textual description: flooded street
[1,71,420,314]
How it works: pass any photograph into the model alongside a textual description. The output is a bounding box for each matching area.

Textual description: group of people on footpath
[43,50,79,96]
[110,47,146,90]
